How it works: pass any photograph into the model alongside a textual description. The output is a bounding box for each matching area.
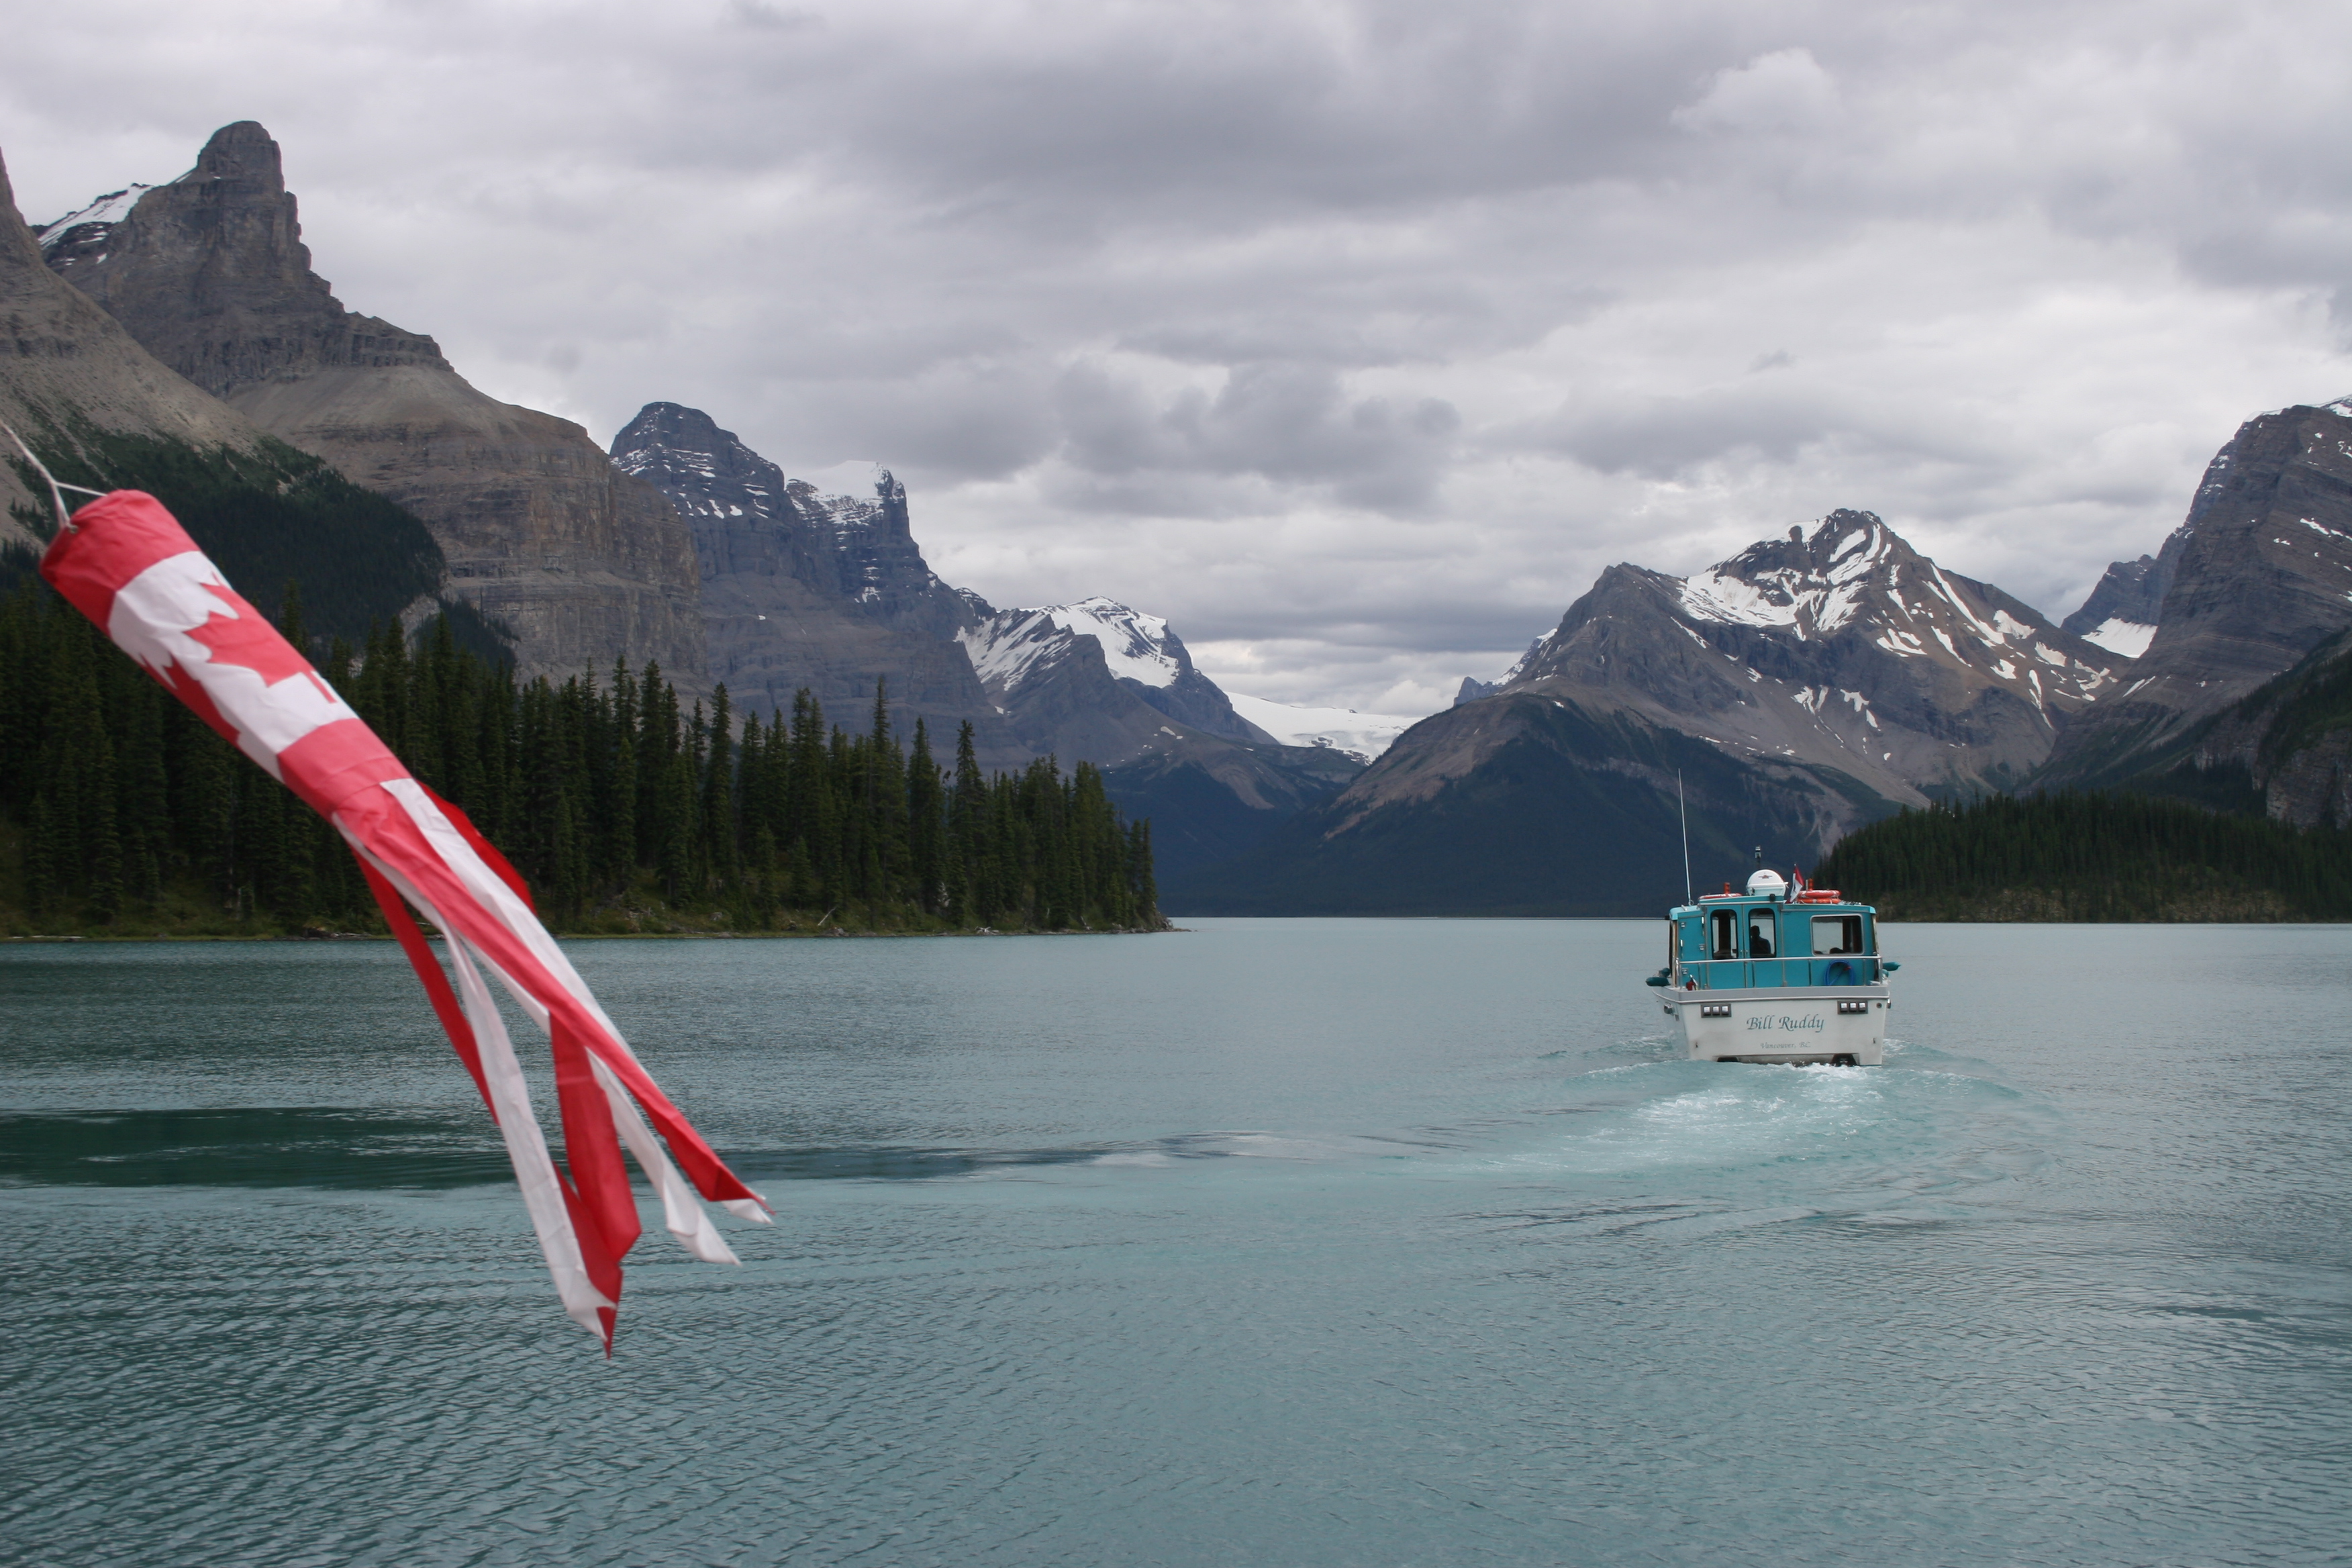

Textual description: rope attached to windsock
[33,480,769,1349]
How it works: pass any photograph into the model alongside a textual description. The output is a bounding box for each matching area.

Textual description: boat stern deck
[1656,985,1891,1066]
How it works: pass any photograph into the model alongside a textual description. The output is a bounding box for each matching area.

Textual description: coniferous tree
[948,720,987,923]
[908,718,942,913]
[701,684,738,893]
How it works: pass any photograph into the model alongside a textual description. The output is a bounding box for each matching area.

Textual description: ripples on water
[3,921,2349,1567]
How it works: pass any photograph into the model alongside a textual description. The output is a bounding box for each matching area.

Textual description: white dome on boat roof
[1746,869,1787,897]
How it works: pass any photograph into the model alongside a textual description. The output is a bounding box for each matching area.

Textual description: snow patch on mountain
[1048,597,1180,686]
[1662,512,2113,708]
[959,595,1181,693]
[959,611,1071,693]
[1226,695,1421,763]
[34,186,152,250]
[2080,618,2157,658]
[1677,514,1893,636]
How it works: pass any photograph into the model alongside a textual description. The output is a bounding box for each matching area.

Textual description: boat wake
[1471,1046,2059,1228]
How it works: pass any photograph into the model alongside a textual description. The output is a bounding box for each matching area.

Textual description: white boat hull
[1655,985,1891,1066]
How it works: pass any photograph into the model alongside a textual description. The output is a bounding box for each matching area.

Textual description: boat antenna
[0,420,105,538]
[1677,769,1694,907]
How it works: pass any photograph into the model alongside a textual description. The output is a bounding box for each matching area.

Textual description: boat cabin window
[1747,909,1775,958]
[1812,914,1865,955]
[1711,909,1737,959]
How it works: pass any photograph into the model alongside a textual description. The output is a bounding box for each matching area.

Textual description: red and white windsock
[42,490,769,1349]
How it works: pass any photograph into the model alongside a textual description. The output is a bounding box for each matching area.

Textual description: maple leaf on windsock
[187,581,331,691]
[40,491,770,1349]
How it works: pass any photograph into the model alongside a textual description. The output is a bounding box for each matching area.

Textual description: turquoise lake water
[3,919,2349,1567]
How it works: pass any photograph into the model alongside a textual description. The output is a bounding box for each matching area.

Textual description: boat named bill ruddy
[1645,869,1897,1065]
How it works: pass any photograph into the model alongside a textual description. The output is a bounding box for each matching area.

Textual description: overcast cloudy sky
[7,0,2352,712]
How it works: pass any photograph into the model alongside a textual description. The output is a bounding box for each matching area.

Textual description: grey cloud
[724,0,822,32]
[1522,385,2009,483]
[671,3,1773,220]
[1054,361,1460,512]
[1671,48,1841,136]
[1539,391,1841,479]
[6,0,2352,711]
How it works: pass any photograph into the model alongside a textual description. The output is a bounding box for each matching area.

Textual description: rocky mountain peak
[1675,509,1924,640]
[961,599,1182,695]
[1500,509,2117,797]
[2040,400,2352,783]
[611,403,960,635]
[961,598,1270,745]
[46,119,448,396]
[789,469,916,552]
[609,400,1022,755]
[1665,509,2111,706]
[38,125,707,685]
[189,120,285,189]
[613,401,783,525]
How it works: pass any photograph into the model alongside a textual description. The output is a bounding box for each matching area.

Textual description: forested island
[1813,791,2352,922]
[0,575,1163,938]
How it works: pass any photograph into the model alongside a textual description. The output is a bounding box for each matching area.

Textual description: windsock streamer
[40,490,770,1348]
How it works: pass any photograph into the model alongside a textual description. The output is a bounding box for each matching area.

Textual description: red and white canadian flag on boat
[40,489,770,1349]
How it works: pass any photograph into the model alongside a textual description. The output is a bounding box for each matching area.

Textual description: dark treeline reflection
[0,576,1160,934]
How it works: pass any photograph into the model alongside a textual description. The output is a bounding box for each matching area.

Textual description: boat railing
[1675,957,1886,989]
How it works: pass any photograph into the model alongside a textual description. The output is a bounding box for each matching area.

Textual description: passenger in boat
[1747,910,1774,958]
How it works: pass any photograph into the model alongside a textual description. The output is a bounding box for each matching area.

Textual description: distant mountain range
[1174,413,2352,914]
[601,398,1365,870]
[7,122,1363,871]
[11,120,2349,916]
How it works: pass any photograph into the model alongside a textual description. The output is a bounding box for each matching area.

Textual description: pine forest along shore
[0,574,1165,940]
[1814,791,2352,922]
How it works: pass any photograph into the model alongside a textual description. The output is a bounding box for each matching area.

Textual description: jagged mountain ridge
[1498,509,2118,803]
[41,126,447,396]
[1453,640,1541,706]
[42,122,705,686]
[961,597,1274,750]
[609,399,1360,871]
[611,406,974,642]
[609,397,1280,769]
[1173,509,2114,915]
[2039,401,2352,787]
[609,400,1025,765]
